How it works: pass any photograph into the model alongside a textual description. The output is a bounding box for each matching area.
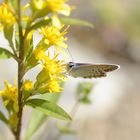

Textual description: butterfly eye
[69,64,73,68]
[68,62,75,68]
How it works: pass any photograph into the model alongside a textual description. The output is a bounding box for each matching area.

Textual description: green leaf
[24,94,60,140]
[15,36,19,51]
[4,26,13,42]
[36,69,49,84]
[26,53,38,70]
[24,34,34,59]
[3,25,17,59]
[26,99,71,121]
[27,18,51,33]
[0,48,14,59]
[31,8,50,19]
[0,111,8,124]
[60,18,94,28]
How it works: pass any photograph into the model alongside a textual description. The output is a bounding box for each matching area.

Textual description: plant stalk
[16,0,24,140]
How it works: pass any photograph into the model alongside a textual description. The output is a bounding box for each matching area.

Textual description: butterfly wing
[68,63,119,78]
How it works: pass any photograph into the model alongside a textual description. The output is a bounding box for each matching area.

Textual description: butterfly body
[67,62,120,78]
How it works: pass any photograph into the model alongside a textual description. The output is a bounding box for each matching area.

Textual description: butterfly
[66,62,120,78]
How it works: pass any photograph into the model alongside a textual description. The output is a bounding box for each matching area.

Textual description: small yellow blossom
[31,0,45,10]
[47,79,62,93]
[40,25,68,50]
[23,80,34,91]
[0,3,16,27]
[0,81,18,112]
[42,53,66,79]
[34,47,45,60]
[45,0,71,16]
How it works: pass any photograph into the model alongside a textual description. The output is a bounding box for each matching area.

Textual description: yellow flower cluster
[33,24,69,92]
[0,81,18,112]
[31,0,72,16]
[0,3,16,28]
[45,0,71,16]
[42,54,66,78]
[40,25,68,50]
[47,79,63,93]
[33,16,69,94]
[34,24,69,62]
[34,50,66,93]
[41,53,66,93]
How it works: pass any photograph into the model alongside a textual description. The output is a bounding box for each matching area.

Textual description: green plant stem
[16,0,25,140]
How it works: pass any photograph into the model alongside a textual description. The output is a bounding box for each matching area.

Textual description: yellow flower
[31,0,45,10]
[36,52,67,93]
[0,3,16,27]
[42,53,66,79]
[0,81,18,112]
[34,47,45,60]
[47,79,63,93]
[40,25,68,50]
[23,80,34,91]
[45,0,71,16]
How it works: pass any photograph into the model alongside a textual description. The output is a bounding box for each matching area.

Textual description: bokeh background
[0,0,140,140]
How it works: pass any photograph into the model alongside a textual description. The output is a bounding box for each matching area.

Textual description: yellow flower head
[23,80,34,91]
[47,79,62,93]
[42,53,66,79]
[0,81,18,112]
[45,0,71,16]
[34,47,46,60]
[31,0,45,10]
[40,25,68,49]
[0,3,16,27]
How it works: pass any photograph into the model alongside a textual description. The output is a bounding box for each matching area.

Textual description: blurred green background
[0,0,140,140]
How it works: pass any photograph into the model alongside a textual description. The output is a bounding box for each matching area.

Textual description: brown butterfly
[67,62,120,78]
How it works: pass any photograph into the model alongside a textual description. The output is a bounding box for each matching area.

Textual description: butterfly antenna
[67,48,74,62]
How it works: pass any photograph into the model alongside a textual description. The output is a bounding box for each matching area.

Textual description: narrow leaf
[26,53,38,70]
[0,48,14,59]
[60,18,94,28]
[32,8,49,19]
[27,18,51,34]
[24,94,60,140]
[4,26,13,41]
[0,111,8,124]
[26,99,71,121]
